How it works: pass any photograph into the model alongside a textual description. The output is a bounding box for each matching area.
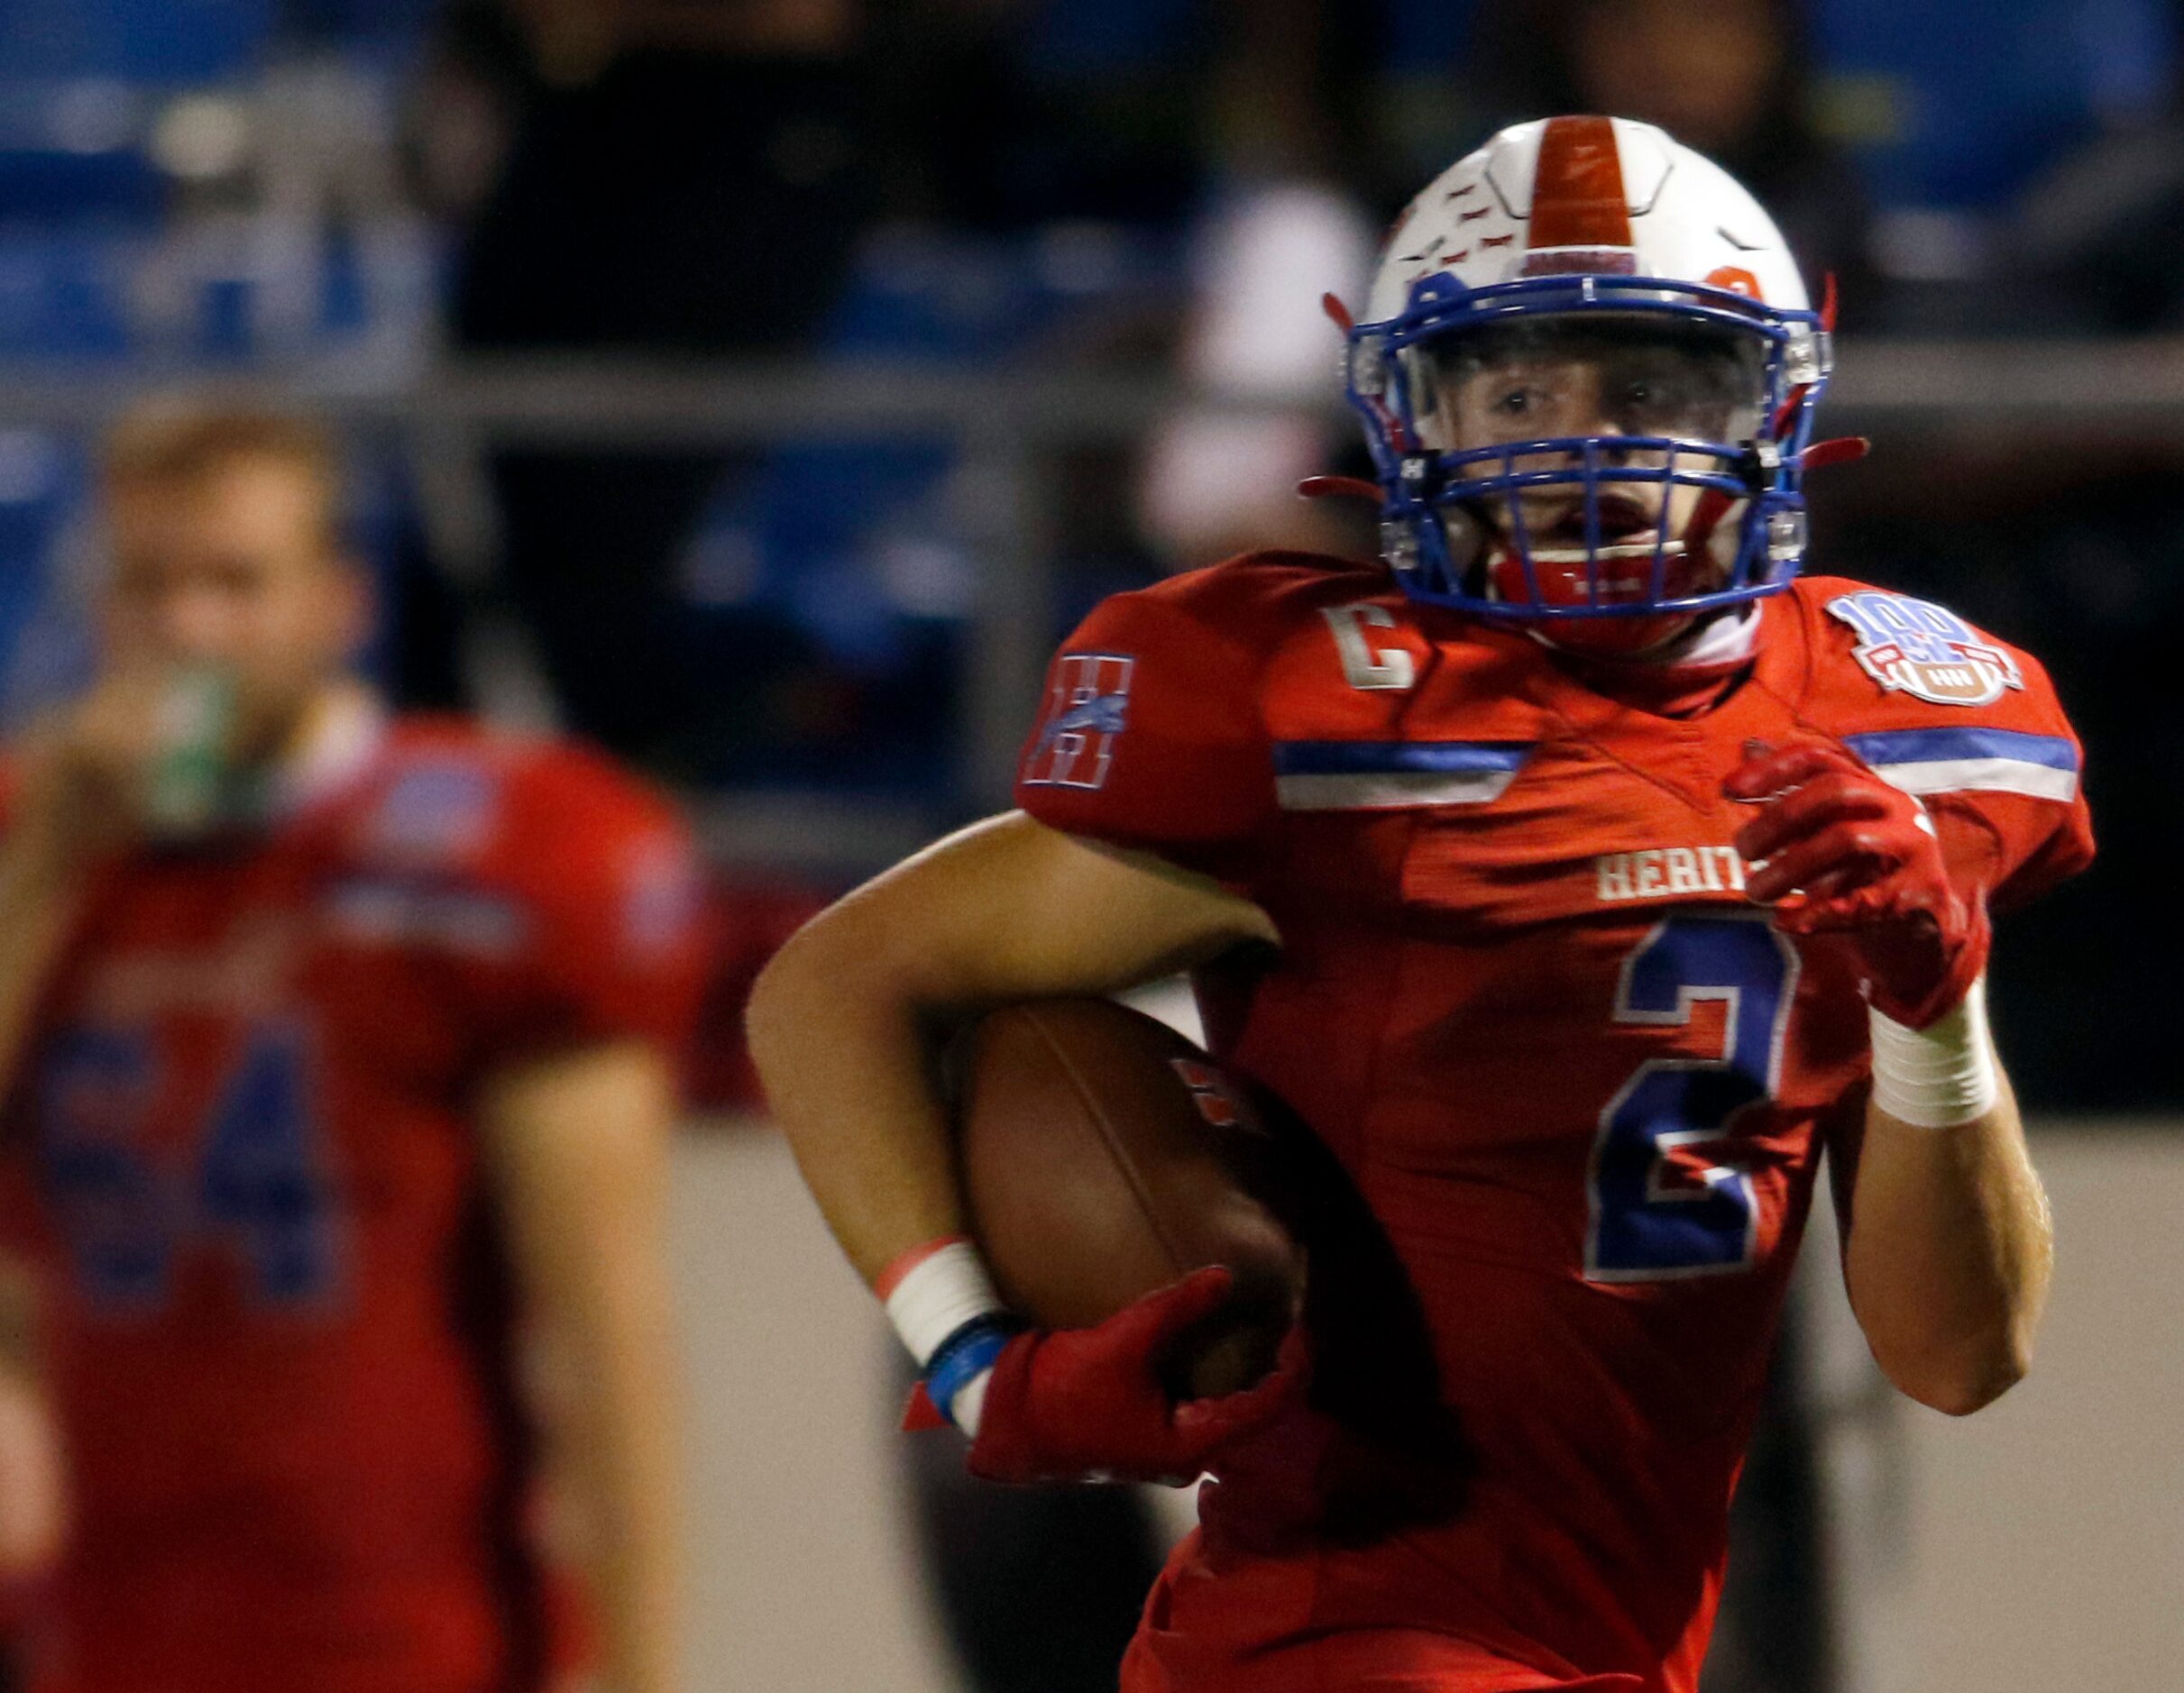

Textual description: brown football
[951,998,1304,1401]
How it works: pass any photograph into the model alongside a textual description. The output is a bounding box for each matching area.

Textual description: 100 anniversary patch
[1826,590,2023,708]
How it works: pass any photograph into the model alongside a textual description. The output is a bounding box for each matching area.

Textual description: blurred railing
[2,338,2179,866]
[6,339,2184,437]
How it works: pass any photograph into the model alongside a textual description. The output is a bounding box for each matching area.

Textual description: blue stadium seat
[0,142,165,227]
[0,229,136,360]
[727,226,1179,650]
[675,226,1181,790]
[0,0,274,83]
[0,430,91,727]
[1812,0,2179,208]
[0,71,169,230]
[0,214,439,368]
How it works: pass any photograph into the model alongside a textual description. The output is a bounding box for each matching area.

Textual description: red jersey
[1015,555,2093,1693]
[4,703,706,1693]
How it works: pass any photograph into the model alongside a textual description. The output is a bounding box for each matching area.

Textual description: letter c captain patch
[1022,653,1134,790]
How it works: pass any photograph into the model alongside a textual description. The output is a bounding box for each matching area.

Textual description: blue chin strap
[1339,271,1836,625]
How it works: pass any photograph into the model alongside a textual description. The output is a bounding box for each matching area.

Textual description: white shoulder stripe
[1867,757,2078,802]
[1276,769,1521,810]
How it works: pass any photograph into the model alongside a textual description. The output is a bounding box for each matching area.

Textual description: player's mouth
[1515,497,1685,574]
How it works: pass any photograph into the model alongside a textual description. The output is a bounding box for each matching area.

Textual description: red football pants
[1122,1530,1650,1693]
[1124,1624,1643,1693]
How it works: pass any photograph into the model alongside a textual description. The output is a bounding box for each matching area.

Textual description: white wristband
[878,1238,1005,1368]
[1867,975,2000,1129]
[950,1369,993,1438]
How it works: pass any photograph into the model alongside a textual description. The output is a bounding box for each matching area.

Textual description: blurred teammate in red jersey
[749,117,2094,1692]
[0,404,705,1693]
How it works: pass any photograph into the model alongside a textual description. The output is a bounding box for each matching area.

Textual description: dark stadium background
[0,2,2174,1690]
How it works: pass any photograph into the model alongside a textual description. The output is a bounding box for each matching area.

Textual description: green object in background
[143,667,236,837]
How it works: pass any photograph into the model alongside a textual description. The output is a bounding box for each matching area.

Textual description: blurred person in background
[0,403,705,1693]
[405,0,879,770]
[1136,0,1380,572]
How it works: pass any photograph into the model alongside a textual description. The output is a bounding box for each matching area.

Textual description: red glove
[1725,736,1990,1029]
[967,1267,1308,1487]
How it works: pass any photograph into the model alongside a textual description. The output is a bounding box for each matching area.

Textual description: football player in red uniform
[750,116,2093,1692]
[0,406,706,1693]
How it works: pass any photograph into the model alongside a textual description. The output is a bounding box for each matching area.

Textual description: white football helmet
[1340,115,1848,654]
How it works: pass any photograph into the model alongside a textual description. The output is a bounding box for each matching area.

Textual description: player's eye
[1610,369,1711,431]
[1618,373,1694,416]
[1491,387,1539,417]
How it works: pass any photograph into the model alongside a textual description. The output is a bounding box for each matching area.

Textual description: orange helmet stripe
[1528,114,1635,252]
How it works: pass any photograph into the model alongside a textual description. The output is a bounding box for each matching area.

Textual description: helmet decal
[1522,114,1637,276]
[1704,266,1764,300]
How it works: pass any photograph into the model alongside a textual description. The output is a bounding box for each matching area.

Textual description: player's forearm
[558,1270,684,1693]
[482,1046,687,1693]
[1846,1069,2052,1415]
[745,906,967,1288]
[749,814,1278,1291]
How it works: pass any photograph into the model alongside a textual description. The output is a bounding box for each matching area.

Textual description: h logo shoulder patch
[1022,653,1134,791]
[1826,590,2023,708]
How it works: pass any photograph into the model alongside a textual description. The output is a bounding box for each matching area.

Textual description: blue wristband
[923,1313,1021,1429]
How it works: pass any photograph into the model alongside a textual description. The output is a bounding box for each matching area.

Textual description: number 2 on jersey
[1587,914,1799,1280]
[39,1022,341,1312]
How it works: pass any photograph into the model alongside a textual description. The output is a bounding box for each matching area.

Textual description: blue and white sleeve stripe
[1272,740,1534,810]
[1844,727,2079,802]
